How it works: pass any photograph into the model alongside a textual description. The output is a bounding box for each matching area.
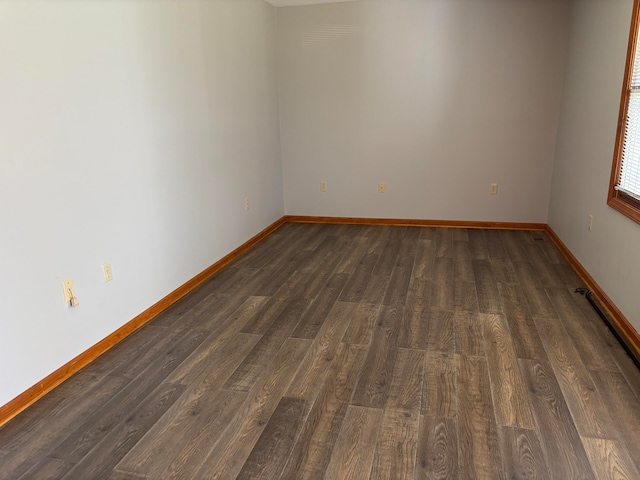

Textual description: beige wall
[548,0,640,329]
[277,0,571,222]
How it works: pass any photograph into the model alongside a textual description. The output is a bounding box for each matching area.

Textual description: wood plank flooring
[1,223,640,479]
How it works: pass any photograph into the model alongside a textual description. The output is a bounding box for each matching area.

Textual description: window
[609,0,640,224]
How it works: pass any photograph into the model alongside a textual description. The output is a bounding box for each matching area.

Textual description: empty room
[1,0,640,478]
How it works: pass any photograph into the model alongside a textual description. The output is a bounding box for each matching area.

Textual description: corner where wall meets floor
[1,215,637,429]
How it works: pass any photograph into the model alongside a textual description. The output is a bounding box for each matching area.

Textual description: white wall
[548,0,640,329]
[277,0,571,222]
[0,0,283,407]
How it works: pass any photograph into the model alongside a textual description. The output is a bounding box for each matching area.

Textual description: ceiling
[265,0,360,7]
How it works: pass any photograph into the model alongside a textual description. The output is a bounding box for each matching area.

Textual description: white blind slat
[618,44,640,198]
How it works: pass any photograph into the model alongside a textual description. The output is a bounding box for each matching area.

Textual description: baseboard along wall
[0,216,287,428]
[544,225,640,361]
[0,215,637,428]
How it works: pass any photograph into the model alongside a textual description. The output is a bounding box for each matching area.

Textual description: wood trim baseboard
[3,217,638,429]
[0,216,287,429]
[545,225,640,356]
[283,215,546,230]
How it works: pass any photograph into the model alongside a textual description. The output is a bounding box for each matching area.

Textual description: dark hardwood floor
[1,222,640,479]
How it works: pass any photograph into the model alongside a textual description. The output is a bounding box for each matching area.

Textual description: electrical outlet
[490,183,498,195]
[62,278,79,306]
[588,215,593,231]
[102,262,113,283]
[245,198,250,210]
[62,279,75,303]
[320,181,327,192]
[378,182,385,193]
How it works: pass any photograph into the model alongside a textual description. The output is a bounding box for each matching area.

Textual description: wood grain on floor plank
[236,396,308,480]
[422,351,457,419]
[114,334,259,477]
[430,258,454,310]
[482,313,535,429]
[51,329,207,464]
[370,409,419,480]
[456,354,504,480]
[286,302,358,401]
[581,436,640,480]
[496,282,546,360]
[590,370,640,472]
[534,317,617,440]
[280,343,368,480]
[192,337,311,479]
[519,358,596,480]
[415,416,459,480]
[323,406,383,480]
[370,348,423,479]
[427,309,455,354]
[454,309,484,357]
[545,287,619,372]
[351,305,402,409]
[473,259,503,314]
[60,383,187,480]
[498,426,549,480]
[3,224,638,480]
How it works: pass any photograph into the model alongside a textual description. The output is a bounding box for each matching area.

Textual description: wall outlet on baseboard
[490,183,498,195]
[588,215,593,231]
[378,182,385,193]
[320,181,327,192]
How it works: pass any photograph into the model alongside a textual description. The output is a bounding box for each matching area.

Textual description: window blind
[618,39,640,202]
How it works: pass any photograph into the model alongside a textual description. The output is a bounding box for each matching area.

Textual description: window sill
[608,194,640,225]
